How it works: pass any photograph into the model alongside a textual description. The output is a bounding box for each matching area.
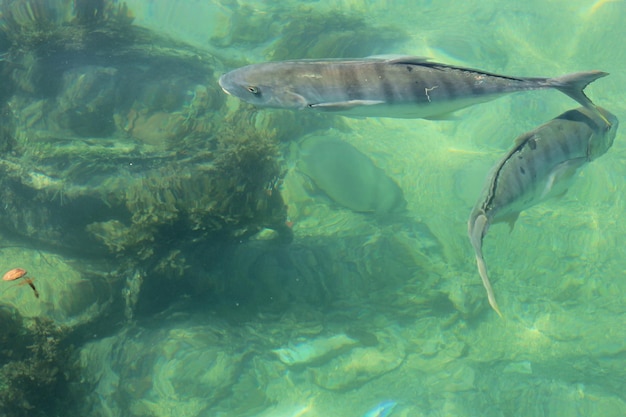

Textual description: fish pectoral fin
[500,212,520,232]
[541,158,586,199]
[282,91,309,109]
[309,100,385,111]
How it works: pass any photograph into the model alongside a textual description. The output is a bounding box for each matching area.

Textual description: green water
[0,0,625,416]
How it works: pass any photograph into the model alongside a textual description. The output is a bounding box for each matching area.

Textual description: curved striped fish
[468,106,618,317]
[218,56,608,120]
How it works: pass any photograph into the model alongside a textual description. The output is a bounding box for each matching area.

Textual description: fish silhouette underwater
[468,106,618,316]
[219,56,609,122]
[295,132,406,214]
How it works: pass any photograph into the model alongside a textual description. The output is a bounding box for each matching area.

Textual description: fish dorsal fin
[379,55,431,65]
[309,100,385,111]
[514,131,535,147]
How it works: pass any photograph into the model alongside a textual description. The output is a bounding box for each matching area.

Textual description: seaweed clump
[0,0,290,255]
[0,0,294,318]
[0,0,133,49]
[210,4,407,60]
[0,316,79,417]
[85,113,290,262]
[268,10,408,60]
[0,0,134,95]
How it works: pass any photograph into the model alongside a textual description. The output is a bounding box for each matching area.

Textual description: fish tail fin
[548,71,612,126]
[468,212,503,318]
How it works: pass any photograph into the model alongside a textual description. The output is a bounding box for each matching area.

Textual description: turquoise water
[0,0,625,416]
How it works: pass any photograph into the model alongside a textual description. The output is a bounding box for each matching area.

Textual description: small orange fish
[2,267,27,281]
[2,268,39,298]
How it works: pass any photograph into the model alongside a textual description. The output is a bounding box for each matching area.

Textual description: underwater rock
[0,0,132,33]
[403,321,468,384]
[252,107,342,143]
[205,221,446,316]
[311,330,405,391]
[295,131,406,214]
[0,246,113,328]
[477,370,626,417]
[210,3,277,48]
[210,5,406,59]
[0,304,26,359]
[54,66,119,137]
[441,275,484,317]
[272,333,358,366]
[503,360,533,375]
[251,400,316,417]
[425,361,476,393]
[362,401,397,417]
[118,81,222,146]
[123,110,187,146]
[79,318,246,417]
[267,10,407,60]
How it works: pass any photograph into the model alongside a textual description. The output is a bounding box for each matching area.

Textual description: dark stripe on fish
[461,72,485,97]
[346,64,365,101]
[525,148,537,180]
[374,63,395,104]
[556,134,571,159]
[457,72,476,97]
[435,73,458,101]
[410,77,426,103]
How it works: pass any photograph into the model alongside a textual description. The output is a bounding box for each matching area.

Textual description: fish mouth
[217,75,233,96]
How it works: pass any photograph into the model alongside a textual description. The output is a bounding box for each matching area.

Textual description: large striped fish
[468,106,618,317]
[218,56,608,120]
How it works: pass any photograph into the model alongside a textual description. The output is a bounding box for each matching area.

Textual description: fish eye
[246,86,260,95]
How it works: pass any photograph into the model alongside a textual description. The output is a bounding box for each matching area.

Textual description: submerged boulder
[79,319,246,417]
[294,131,406,214]
[311,329,406,391]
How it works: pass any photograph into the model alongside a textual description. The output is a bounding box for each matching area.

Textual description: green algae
[0,315,79,417]
[0,1,291,268]
[267,9,407,60]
